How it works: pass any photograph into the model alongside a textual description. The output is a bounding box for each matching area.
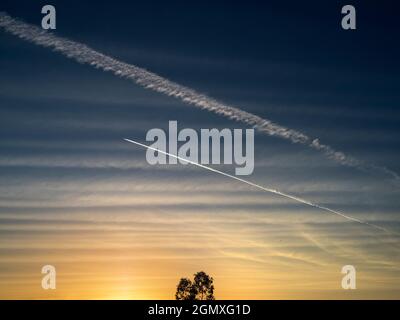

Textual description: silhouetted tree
[193,271,215,300]
[175,271,215,300]
[175,278,195,300]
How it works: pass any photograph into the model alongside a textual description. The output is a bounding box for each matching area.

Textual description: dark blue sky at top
[1,3,399,114]
[1,0,400,187]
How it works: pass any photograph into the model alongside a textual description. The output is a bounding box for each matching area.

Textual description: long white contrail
[124,138,388,233]
[0,12,398,180]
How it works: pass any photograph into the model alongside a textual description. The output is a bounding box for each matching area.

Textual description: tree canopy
[175,271,215,300]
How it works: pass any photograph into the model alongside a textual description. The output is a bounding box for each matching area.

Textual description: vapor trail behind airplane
[0,12,398,180]
[124,138,388,233]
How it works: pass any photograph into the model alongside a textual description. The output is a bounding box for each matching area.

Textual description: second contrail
[124,138,388,233]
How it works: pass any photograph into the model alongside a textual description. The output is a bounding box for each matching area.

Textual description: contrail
[124,138,389,233]
[0,12,398,181]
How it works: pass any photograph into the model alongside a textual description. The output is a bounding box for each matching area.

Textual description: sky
[0,0,400,299]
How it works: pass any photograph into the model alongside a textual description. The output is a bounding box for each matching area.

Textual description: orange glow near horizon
[1,195,399,300]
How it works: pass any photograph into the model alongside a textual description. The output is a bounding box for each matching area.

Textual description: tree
[175,278,195,300]
[193,271,215,300]
[175,271,215,300]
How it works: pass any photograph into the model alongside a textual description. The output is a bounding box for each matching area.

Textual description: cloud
[0,12,398,181]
